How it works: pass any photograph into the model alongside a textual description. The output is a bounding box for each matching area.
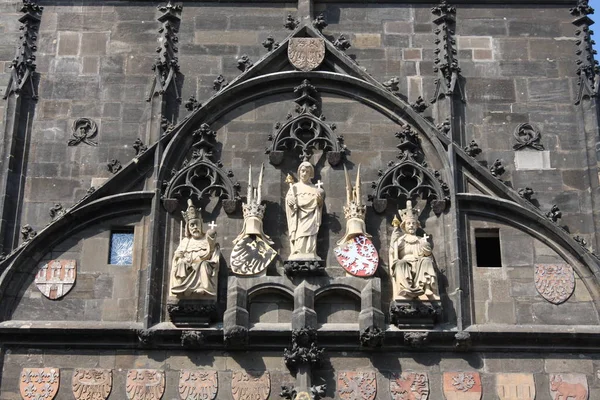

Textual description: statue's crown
[242,201,266,220]
[182,199,201,222]
[343,201,366,220]
[399,200,419,223]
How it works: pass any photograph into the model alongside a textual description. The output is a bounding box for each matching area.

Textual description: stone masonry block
[353,33,381,49]
[194,30,259,46]
[80,32,108,56]
[458,36,492,50]
[57,31,80,56]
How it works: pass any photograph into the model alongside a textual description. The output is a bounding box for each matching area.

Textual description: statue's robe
[285,182,323,259]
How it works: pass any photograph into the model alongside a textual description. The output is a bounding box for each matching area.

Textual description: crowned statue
[388,201,439,300]
[334,165,379,277]
[285,160,325,260]
[170,198,221,299]
[230,164,277,275]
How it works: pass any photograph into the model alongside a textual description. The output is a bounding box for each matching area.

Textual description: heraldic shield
[442,372,482,400]
[334,235,379,277]
[288,38,325,72]
[390,372,429,400]
[20,368,60,400]
[549,374,588,400]
[534,264,575,304]
[35,259,76,300]
[231,371,270,400]
[72,368,112,400]
[337,371,377,400]
[179,370,218,400]
[496,373,535,400]
[126,369,165,400]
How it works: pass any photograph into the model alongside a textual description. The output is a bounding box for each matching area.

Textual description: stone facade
[0,0,600,399]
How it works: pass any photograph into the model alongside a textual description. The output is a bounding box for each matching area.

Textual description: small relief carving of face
[299,165,312,183]
[188,219,202,239]
[404,220,417,234]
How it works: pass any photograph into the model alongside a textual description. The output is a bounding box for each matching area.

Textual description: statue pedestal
[284,259,325,277]
[167,298,217,327]
[389,300,441,329]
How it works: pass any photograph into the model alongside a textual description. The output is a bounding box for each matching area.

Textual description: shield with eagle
[126,369,165,400]
[230,236,277,275]
[288,38,325,71]
[334,235,379,277]
[72,369,112,400]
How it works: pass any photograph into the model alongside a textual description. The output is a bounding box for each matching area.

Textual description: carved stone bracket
[369,126,450,215]
[284,328,324,373]
[267,80,345,166]
[390,300,441,328]
[284,260,325,277]
[359,326,384,348]
[147,1,182,102]
[431,0,463,103]
[571,0,599,105]
[167,298,217,327]
[180,330,205,348]
[162,123,239,214]
[3,1,42,100]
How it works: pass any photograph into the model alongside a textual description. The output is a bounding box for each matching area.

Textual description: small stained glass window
[109,230,134,265]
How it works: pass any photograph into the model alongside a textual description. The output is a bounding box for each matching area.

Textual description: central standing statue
[285,161,325,260]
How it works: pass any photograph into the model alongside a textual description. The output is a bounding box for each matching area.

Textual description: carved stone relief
[68,118,98,147]
[178,370,218,400]
[513,123,544,151]
[549,374,588,400]
[288,38,325,71]
[534,264,575,305]
[231,371,270,400]
[337,371,377,400]
[442,372,482,400]
[72,369,112,400]
[35,259,76,300]
[125,369,165,400]
[334,165,378,277]
[230,164,276,276]
[495,373,535,400]
[20,368,60,400]
[390,372,429,400]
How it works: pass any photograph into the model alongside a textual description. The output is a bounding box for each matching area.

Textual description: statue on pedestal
[388,201,439,300]
[285,161,324,261]
[334,165,378,277]
[230,164,277,276]
[170,199,220,299]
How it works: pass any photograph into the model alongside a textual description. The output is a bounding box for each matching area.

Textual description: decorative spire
[571,0,599,105]
[431,0,462,103]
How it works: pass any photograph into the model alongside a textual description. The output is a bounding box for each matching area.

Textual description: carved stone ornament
[390,372,430,400]
[288,38,325,72]
[495,373,535,400]
[389,201,439,301]
[513,123,544,151]
[68,118,98,147]
[549,373,588,400]
[442,372,482,400]
[337,371,377,400]
[534,264,575,305]
[335,165,378,277]
[72,369,112,400]
[231,164,276,276]
[284,328,324,372]
[178,370,218,400]
[125,369,165,400]
[231,371,270,400]
[390,300,441,328]
[20,368,60,400]
[170,198,221,299]
[35,259,76,300]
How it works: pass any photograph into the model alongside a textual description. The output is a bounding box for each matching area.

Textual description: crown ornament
[242,201,266,220]
[182,198,201,222]
[398,200,420,224]
[343,164,366,220]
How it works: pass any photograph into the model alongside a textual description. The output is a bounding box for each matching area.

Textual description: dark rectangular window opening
[109,228,134,265]
[475,228,502,268]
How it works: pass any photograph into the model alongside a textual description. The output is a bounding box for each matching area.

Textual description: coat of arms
[231,371,270,400]
[178,370,218,400]
[549,374,588,400]
[334,235,379,277]
[534,264,575,304]
[35,259,76,300]
[496,373,535,400]
[442,372,482,400]
[126,369,165,400]
[390,372,429,400]
[288,38,325,71]
[20,368,60,400]
[72,368,112,400]
[337,371,377,400]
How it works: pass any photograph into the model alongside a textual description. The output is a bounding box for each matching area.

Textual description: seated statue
[285,161,325,260]
[388,201,439,300]
[170,199,220,299]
